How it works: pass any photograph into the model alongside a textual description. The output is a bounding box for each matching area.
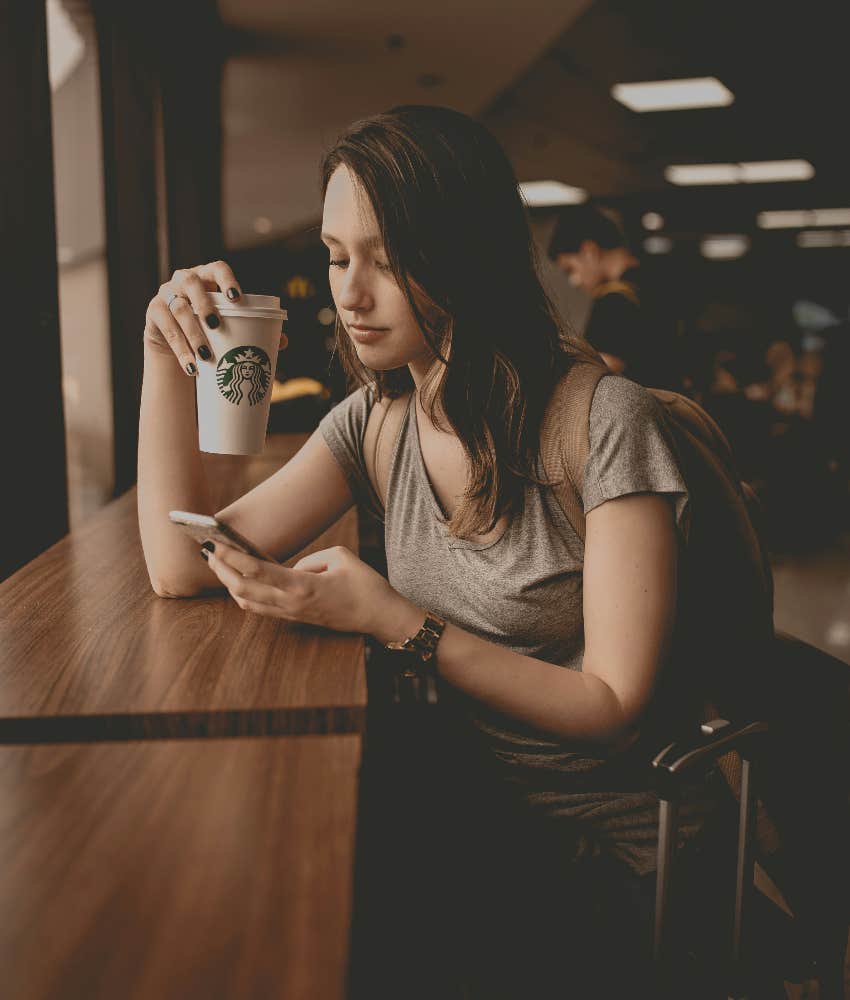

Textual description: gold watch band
[384,613,447,671]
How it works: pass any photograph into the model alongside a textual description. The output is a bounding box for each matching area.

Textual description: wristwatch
[383,612,447,678]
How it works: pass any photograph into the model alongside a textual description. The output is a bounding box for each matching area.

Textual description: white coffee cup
[193,292,288,455]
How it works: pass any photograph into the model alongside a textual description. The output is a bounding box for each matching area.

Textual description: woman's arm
[382,492,678,744]
[138,344,221,597]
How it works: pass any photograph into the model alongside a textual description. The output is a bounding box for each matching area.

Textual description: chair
[651,631,850,998]
[351,632,848,999]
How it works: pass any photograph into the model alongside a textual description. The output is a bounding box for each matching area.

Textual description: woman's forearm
[378,599,631,744]
[137,346,218,596]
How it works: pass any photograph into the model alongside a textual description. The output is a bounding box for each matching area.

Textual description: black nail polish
[226,288,240,301]
[206,314,220,329]
[186,362,197,376]
[198,344,212,361]
[201,540,215,553]
[200,549,209,562]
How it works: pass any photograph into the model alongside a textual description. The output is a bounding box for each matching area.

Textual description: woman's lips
[349,325,389,344]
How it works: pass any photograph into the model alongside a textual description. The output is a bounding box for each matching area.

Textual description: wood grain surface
[0,435,368,741]
[0,736,361,1000]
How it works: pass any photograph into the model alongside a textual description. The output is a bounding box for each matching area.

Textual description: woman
[139,106,720,997]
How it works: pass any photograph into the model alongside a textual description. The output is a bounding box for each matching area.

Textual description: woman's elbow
[151,579,192,599]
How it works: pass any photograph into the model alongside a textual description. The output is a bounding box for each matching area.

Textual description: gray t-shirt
[319,374,717,873]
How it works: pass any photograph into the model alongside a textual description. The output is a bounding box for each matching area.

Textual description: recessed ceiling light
[700,235,750,259]
[666,164,740,185]
[797,230,850,248]
[758,208,850,229]
[644,236,673,254]
[611,76,734,112]
[666,160,815,186]
[758,210,813,229]
[253,216,272,234]
[519,180,587,207]
[642,212,665,231]
[739,160,814,183]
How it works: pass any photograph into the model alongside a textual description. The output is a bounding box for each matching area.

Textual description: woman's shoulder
[589,374,659,423]
[544,367,659,431]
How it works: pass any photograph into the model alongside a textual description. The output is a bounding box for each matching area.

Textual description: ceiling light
[253,216,272,234]
[519,180,587,207]
[700,235,750,260]
[644,236,673,254]
[739,160,814,183]
[758,208,850,229]
[758,210,814,229]
[667,159,815,186]
[812,208,850,226]
[642,212,665,231]
[797,230,850,248]
[666,164,740,185]
[611,76,734,112]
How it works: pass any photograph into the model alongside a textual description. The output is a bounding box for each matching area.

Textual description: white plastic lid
[202,291,287,320]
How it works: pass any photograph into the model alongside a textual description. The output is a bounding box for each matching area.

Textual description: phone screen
[168,511,278,563]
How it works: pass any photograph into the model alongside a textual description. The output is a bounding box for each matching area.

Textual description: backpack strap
[538,360,609,543]
[363,385,412,514]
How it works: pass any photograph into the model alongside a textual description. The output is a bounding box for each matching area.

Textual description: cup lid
[203,291,287,319]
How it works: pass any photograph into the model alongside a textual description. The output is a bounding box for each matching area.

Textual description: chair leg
[654,797,679,965]
[729,755,757,1000]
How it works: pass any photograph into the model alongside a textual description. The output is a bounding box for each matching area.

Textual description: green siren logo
[216,346,272,406]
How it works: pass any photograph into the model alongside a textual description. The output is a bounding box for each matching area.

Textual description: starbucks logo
[215,346,272,406]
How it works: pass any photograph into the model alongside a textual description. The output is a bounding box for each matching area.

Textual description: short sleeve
[582,375,689,534]
[318,386,384,521]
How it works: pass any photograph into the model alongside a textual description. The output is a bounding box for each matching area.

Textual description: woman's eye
[328,258,349,269]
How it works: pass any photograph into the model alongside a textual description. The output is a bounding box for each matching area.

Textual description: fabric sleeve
[318,385,385,521]
[582,375,689,535]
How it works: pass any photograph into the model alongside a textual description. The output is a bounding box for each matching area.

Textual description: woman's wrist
[371,593,428,647]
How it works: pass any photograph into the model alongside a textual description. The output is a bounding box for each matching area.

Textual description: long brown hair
[321,105,581,538]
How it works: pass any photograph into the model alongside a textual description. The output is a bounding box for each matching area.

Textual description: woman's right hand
[143,260,288,375]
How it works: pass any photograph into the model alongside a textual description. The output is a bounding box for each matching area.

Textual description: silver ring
[166,291,185,312]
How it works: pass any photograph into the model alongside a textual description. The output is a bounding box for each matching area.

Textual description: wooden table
[0,433,370,998]
[0,736,360,1000]
[0,436,368,742]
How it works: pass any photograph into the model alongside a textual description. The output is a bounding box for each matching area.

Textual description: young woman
[139,105,721,997]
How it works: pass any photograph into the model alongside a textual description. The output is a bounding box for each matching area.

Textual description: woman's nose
[336,267,374,312]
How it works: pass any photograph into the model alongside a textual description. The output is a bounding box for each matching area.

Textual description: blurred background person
[547,203,679,390]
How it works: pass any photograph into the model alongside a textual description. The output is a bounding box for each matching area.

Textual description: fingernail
[200,549,209,562]
[206,314,220,329]
[198,344,212,361]
[201,541,215,553]
[226,288,240,301]
[186,362,197,376]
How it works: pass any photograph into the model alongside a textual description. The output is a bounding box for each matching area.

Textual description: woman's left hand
[202,542,420,644]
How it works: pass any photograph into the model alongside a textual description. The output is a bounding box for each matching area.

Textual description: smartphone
[168,511,278,563]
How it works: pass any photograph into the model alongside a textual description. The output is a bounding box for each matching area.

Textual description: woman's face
[322,166,437,377]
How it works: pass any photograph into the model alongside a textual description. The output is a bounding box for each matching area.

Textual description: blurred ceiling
[219,0,850,249]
